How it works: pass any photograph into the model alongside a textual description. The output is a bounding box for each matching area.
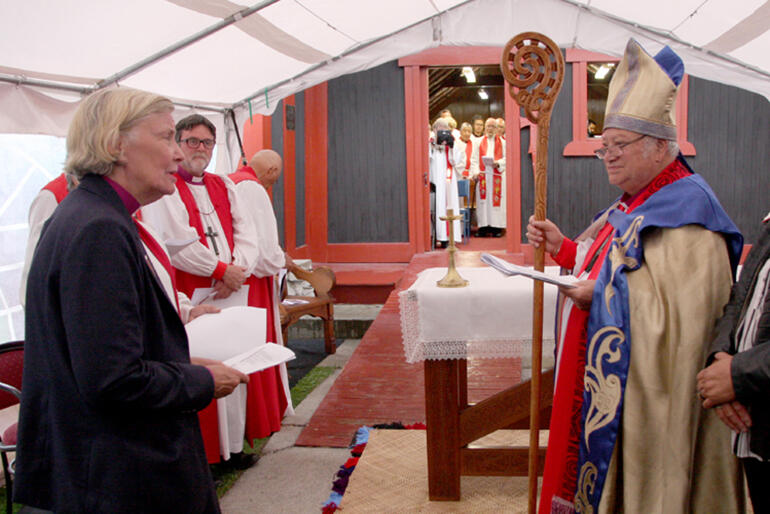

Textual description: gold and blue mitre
[604,39,684,140]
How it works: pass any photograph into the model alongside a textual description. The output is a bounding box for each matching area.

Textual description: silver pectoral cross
[204,225,220,256]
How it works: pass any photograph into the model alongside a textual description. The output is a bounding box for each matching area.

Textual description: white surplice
[20,188,58,306]
[472,135,506,229]
[452,137,478,179]
[141,174,259,279]
[429,143,461,243]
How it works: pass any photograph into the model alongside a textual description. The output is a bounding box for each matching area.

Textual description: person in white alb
[229,148,294,403]
[429,118,461,248]
[19,173,74,306]
[141,114,289,468]
[452,122,475,180]
[472,117,506,237]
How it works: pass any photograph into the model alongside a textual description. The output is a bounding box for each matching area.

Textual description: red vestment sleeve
[211,261,228,280]
[552,238,577,269]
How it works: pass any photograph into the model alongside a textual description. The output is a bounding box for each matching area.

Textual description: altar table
[399,266,560,500]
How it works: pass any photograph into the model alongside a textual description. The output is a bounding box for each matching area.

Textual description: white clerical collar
[177,166,206,184]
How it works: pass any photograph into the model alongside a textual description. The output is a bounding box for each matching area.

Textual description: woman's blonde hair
[65,88,173,179]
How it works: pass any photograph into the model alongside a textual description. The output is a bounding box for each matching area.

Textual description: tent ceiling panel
[123,27,307,104]
[257,1,356,56]
[0,0,768,141]
[675,0,766,47]
[584,0,712,33]
[294,0,455,43]
[730,31,770,69]
[0,0,216,77]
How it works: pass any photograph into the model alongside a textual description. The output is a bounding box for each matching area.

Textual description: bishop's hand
[526,215,565,255]
[560,280,596,311]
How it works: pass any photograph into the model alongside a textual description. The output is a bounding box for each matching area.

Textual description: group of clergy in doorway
[429,109,507,248]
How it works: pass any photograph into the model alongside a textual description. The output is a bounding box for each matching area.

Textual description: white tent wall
[1,0,769,340]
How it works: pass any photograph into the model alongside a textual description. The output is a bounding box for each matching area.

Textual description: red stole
[173,171,235,296]
[540,159,691,513]
[43,173,69,203]
[460,139,472,178]
[173,170,288,460]
[134,219,180,312]
[229,165,262,186]
[478,136,503,207]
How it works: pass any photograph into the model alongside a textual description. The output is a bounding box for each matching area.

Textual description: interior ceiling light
[478,89,488,100]
[462,66,476,83]
[594,64,610,80]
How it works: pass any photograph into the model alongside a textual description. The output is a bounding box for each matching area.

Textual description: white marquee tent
[1,0,769,170]
[0,0,768,340]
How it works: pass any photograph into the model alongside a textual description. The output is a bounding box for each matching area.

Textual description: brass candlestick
[436,208,469,288]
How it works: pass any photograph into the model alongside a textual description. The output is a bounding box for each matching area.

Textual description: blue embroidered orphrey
[573,167,743,512]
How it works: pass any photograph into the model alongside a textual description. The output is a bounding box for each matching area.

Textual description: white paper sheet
[481,253,577,288]
[191,285,250,308]
[224,343,296,375]
[185,305,266,361]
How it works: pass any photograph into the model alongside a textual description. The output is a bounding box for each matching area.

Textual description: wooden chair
[279,263,336,354]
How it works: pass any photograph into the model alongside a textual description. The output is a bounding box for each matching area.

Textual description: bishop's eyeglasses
[180,137,216,150]
[594,134,646,160]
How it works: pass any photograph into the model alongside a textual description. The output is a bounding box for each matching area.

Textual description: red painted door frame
[303,83,419,263]
[399,46,523,254]
[241,96,311,259]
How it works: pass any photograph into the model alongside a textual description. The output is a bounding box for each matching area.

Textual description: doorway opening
[427,65,509,248]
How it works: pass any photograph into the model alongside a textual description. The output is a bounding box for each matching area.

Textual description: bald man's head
[248,149,283,188]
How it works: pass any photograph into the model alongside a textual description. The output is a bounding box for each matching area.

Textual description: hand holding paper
[185,306,296,376]
[206,362,249,398]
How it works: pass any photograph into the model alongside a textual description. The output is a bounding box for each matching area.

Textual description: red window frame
[563,49,695,157]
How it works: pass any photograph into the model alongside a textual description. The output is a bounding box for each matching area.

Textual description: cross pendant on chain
[204,225,220,256]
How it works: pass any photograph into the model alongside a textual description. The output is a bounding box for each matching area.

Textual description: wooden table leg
[424,359,461,500]
[458,359,468,409]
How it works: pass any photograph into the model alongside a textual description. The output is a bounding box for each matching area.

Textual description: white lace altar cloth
[399,267,560,363]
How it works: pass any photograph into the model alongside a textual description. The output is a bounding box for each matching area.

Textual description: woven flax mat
[340,429,547,513]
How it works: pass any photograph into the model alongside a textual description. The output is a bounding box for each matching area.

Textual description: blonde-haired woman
[16,88,246,513]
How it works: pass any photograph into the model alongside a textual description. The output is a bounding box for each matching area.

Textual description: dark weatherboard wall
[327,61,409,243]
[686,78,769,244]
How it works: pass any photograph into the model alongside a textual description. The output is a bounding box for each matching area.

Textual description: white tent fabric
[1,0,768,170]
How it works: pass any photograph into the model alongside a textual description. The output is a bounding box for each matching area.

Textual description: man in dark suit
[15,88,247,513]
[699,214,770,512]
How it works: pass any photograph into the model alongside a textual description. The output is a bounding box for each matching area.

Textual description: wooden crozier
[500,32,564,513]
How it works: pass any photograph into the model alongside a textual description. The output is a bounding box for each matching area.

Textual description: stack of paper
[480,253,576,288]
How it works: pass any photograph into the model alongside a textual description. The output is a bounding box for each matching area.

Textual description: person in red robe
[230,148,294,408]
[141,114,289,467]
[20,173,75,305]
